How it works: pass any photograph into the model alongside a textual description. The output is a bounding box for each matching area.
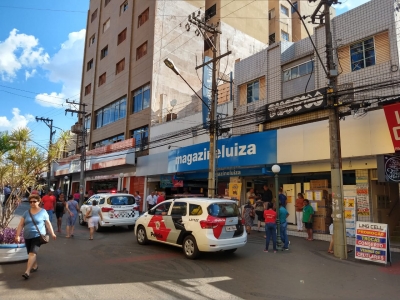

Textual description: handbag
[249,208,255,218]
[29,210,49,244]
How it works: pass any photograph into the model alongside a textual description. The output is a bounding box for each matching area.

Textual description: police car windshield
[109,196,135,205]
[207,203,239,217]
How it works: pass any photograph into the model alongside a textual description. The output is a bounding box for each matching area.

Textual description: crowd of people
[242,185,316,253]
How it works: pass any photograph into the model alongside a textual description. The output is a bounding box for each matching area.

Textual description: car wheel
[78,213,85,226]
[136,226,148,245]
[96,222,103,232]
[225,248,237,254]
[183,235,200,259]
[127,225,135,230]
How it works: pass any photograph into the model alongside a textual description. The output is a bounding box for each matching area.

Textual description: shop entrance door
[283,184,296,224]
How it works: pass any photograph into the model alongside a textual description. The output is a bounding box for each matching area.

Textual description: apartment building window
[350,38,375,71]
[98,72,106,86]
[116,58,125,75]
[131,126,149,151]
[120,1,128,15]
[247,81,259,103]
[85,115,91,130]
[283,60,314,82]
[281,5,289,16]
[138,8,149,27]
[281,30,289,41]
[100,45,108,59]
[91,9,98,23]
[291,2,298,13]
[269,33,275,44]
[103,18,110,33]
[89,34,96,46]
[87,59,93,71]
[132,84,150,113]
[268,9,275,20]
[136,41,147,60]
[95,97,127,129]
[93,134,125,149]
[117,28,127,45]
[84,83,91,96]
[105,0,111,7]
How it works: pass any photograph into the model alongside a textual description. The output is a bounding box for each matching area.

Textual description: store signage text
[383,102,400,151]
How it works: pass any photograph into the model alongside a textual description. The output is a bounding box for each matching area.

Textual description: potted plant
[0,129,48,263]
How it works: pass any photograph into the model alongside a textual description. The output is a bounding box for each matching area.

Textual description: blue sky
[0,0,368,151]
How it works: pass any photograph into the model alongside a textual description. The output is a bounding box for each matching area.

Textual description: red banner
[383,103,400,151]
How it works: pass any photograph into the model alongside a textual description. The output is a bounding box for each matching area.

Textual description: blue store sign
[167,130,277,173]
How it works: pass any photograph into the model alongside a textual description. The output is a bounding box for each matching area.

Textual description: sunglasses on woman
[29,201,38,204]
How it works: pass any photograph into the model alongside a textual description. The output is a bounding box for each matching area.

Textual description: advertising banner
[355,221,389,265]
[377,154,400,183]
[228,183,242,201]
[383,102,400,151]
[167,130,277,173]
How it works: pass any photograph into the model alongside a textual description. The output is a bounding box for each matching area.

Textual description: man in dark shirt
[261,185,273,203]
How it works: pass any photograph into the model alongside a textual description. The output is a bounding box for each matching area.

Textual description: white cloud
[0,108,34,131]
[335,0,370,10]
[25,69,37,80]
[0,29,49,81]
[35,29,86,108]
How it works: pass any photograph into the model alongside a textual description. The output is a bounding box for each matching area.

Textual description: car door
[146,201,172,242]
[164,201,188,245]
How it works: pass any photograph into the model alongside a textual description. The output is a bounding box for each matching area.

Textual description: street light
[272,164,283,251]
[164,58,217,198]
[63,175,69,197]
[119,173,124,191]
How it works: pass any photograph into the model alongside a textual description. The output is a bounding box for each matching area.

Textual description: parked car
[134,198,246,259]
[79,193,139,231]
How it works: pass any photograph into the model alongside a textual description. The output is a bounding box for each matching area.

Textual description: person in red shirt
[41,189,56,222]
[263,202,277,253]
[156,192,165,204]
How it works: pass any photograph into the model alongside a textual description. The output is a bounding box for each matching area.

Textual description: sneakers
[274,250,277,253]
[284,248,289,251]
[263,249,268,252]
[289,241,291,245]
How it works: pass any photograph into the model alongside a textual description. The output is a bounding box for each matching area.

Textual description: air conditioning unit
[71,123,83,134]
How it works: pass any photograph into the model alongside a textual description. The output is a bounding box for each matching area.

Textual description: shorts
[55,209,64,219]
[304,222,313,229]
[255,210,264,222]
[24,237,41,255]
[88,216,100,228]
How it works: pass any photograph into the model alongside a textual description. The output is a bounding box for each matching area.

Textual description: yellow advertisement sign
[229,183,242,201]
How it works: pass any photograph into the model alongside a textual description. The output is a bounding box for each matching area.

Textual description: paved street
[0,203,399,300]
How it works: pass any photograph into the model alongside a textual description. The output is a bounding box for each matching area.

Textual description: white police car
[134,198,247,259]
[79,193,139,231]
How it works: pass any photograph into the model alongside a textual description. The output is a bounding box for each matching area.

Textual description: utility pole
[310,0,347,259]
[189,13,231,198]
[35,117,56,191]
[65,100,87,205]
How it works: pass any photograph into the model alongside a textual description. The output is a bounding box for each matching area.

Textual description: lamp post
[63,176,69,197]
[164,58,217,198]
[119,173,124,192]
[272,164,283,251]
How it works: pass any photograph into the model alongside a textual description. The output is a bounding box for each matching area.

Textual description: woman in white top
[85,200,104,240]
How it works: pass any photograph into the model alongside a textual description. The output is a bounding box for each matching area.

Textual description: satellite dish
[170,99,177,107]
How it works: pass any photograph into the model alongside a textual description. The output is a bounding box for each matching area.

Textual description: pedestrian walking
[246,188,256,205]
[241,201,254,234]
[254,199,265,232]
[156,191,165,204]
[85,200,104,240]
[15,194,56,280]
[263,202,277,253]
[295,193,304,231]
[303,199,314,241]
[65,194,79,238]
[55,193,66,233]
[278,187,287,207]
[73,190,80,202]
[146,191,156,210]
[134,191,141,212]
[41,189,56,222]
[279,204,290,250]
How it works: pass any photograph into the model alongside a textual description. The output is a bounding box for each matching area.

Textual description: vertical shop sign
[356,171,370,221]
[202,56,212,129]
[355,221,389,265]
[228,183,242,202]
[344,197,356,237]
[383,102,400,151]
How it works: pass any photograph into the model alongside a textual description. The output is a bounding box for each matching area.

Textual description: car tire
[127,225,135,230]
[225,248,237,254]
[183,235,200,259]
[78,213,86,226]
[136,225,148,245]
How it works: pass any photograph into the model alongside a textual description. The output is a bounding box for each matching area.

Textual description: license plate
[225,225,236,232]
